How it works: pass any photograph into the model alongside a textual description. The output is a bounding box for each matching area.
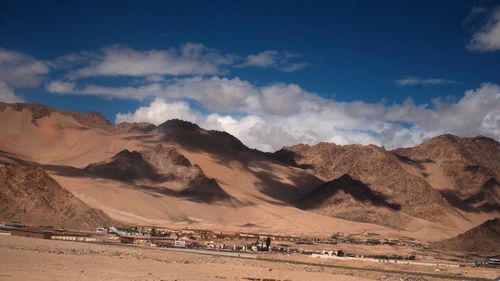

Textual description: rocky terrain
[85,145,232,201]
[271,143,454,226]
[299,174,409,229]
[85,149,160,183]
[0,162,116,229]
[395,135,500,212]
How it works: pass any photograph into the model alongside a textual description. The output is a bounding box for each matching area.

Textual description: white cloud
[395,76,461,86]
[468,7,500,51]
[245,51,280,67]
[281,62,309,72]
[161,76,261,112]
[260,83,318,116]
[0,48,49,87]
[47,76,262,112]
[112,80,500,151]
[387,83,500,139]
[243,50,308,72]
[46,80,76,93]
[66,43,236,79]
[0,81,24,103]
[115,97,198,125]
[49,44,309,79]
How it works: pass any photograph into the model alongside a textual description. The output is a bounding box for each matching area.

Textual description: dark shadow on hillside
[264,149,314,169]
[43,163,239,204]
[251,162,323,203]
[440,178,500,213]
[0,150,26,164]
[163,130,324,204]
[44,164,102,179]
[123,133,162,145]
[395,154,435,170]
[110,125,324,205]
[299,174,401,211]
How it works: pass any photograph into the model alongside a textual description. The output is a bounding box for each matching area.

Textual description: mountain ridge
[0,101,498,241]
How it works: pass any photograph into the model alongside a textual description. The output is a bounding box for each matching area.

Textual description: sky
[1,0,500,151]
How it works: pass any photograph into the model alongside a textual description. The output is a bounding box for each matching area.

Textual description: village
[2,220,498,269]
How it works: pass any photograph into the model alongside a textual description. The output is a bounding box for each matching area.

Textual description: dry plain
[1,235,499,281]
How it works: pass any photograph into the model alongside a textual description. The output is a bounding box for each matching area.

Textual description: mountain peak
[157,119,200,131]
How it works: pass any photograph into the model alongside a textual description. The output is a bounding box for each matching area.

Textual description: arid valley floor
[1,235,499,281]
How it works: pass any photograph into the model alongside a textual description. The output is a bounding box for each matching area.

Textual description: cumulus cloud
[468,7,500,51]
[115,97,198,124]
[243,50,308,72]
[0,81,24,103]
[0,48,49,87]
[110,78,500,151]
[65,43,236,79]
[387,83,500,138]
[395,76,461,86]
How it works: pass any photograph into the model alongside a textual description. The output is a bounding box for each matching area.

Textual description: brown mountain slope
[271,143,451,225]
[395,135,500,214]
[84,145,232,202]
[432,218,500,256]
[85,149,159,182]
[0,162,116,229]
[0,102,113,130]
[299,174,409,229]
[395,134,500,196]
[154,119,324,204]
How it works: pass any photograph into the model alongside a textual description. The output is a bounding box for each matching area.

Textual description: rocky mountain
[272,143,451,225]
[432,218,500,256]
[85,149,160,182]
[0,162,116,230]
[396,134,500,196]
[395,135,500,213]
[84,145,232,202]
[299,174,409,229]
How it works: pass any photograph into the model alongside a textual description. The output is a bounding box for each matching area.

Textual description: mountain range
[0,102,498,244]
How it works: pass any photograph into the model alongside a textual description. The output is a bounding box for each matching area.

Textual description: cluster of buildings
[330,233,424,248]
[3,220,499,269]
[0,221,421,259]
[1,221,98,242]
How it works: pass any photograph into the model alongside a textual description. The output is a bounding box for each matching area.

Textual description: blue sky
[1,0,500,150]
